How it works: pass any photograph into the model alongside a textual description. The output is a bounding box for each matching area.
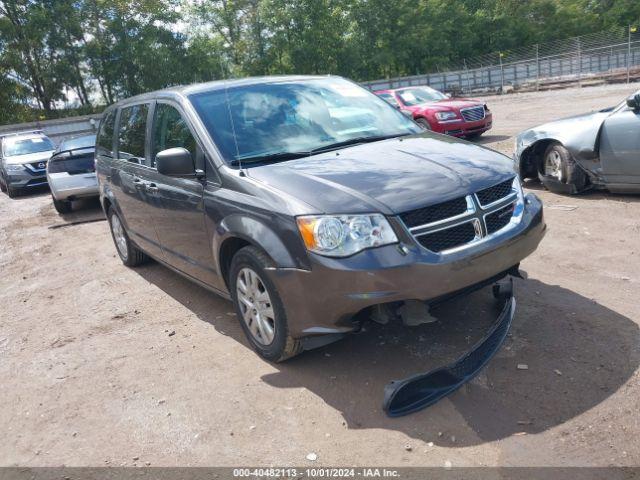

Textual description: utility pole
[463,58,471,94]
[577,37,582,87]
[536,43,540,92]
[499,52,504,93]
[628,25,637,84]
[628,25,632,84]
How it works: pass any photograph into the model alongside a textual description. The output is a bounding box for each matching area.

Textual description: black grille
[476,178,513,206]
[26,178,47,186]
[485,203,515,234]
[28,161,47,170]
[400,196,467,228]
[460,106,485,122]
[417,221,476,253]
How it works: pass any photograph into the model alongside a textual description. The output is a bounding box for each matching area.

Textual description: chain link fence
[362,26,640,94]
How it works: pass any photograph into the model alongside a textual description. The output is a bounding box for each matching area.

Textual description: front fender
[214,214,309,271]
[516,111,609,174]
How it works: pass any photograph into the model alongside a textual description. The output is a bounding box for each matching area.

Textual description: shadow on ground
[137,264,639,446]
[46,197,105,228]
[6,184,50,199]
[472,134,511,145]
[523,179,640,203]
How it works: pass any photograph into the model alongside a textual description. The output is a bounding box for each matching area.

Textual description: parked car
[515,90,640,194]
[47,134,98,214]
[96,76,545,364]
[0,130,55,198]
[375,86,492,138]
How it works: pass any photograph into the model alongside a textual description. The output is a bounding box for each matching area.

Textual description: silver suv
[0,130,55,198]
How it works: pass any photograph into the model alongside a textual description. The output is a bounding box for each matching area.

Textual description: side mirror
[156,147,195,176]
[445,93,452,99]
[626,93,640,110]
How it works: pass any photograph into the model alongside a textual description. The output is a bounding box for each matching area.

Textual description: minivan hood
[247,134,515,215]
[4,150,54,165]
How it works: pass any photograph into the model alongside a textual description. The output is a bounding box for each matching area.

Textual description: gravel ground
[1,83,639,468]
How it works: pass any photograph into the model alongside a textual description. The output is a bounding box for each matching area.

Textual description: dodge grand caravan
[96,76,545,362]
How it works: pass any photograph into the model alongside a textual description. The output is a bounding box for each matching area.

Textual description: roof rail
[0,129,45,139]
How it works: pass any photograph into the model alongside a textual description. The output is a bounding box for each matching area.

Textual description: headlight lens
[5,164,25,172]
[297,214,398,257]
[513,175,524,201]
[435,111,458,121]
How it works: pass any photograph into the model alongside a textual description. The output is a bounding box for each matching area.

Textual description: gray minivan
[96,75,545,362]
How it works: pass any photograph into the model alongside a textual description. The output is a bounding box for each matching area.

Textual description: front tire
[542,143,587,192]
[415,118,432,130]
[229,246,302,362]
[107,207,148,267]
[6,185,19,198]
[53,197,72,214]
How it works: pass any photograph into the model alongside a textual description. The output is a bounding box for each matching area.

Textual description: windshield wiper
[229,151,312,166]
[308,133,412,154]
[229,133,413,166]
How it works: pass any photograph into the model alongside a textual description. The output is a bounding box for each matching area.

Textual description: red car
[375,86,492,138]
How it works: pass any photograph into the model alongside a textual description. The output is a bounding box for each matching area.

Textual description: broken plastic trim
[382,280,516,417]
[538,173,579,195]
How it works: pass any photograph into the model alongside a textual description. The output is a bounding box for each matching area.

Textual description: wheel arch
[215,214,308,289]
[519,138,562,178]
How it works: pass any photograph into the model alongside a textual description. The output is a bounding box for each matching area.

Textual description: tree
[0,0,65,112]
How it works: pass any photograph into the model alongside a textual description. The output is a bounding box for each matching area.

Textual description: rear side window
[96,111,116,157]
[151,104,197,167]
[117,104,149,163]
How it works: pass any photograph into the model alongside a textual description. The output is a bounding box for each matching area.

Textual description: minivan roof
[103,75,338,111]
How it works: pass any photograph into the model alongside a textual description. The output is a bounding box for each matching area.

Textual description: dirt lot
[1,83,639,468]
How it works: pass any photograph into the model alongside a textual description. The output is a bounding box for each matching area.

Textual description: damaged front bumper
[383,280,516,417]
[269,194,544,338]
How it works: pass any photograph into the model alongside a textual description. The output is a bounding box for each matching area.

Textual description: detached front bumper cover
[382,279,516,417]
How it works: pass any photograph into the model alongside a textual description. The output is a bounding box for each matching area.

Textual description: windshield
[189,77,420,164]
[397,87,447,106]
[3,136,55,157]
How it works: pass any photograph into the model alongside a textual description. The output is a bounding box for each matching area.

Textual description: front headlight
[435,111,458,121]
[513,175,524,201]
[5,164,26,172]
[296,214,398,257]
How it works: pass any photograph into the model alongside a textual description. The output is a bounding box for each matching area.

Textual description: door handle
[133,177,145,190]
[146,182,159,193]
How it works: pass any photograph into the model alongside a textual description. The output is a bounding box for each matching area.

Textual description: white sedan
[46,134,98,214]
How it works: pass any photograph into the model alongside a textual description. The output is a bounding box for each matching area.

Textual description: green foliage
[0,0,638,124]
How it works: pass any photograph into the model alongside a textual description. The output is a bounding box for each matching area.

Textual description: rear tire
[542,143,587,192]
[229,246,302,362]
[107,206,148,267]
[53,197,72,214]
[415,118,432,130]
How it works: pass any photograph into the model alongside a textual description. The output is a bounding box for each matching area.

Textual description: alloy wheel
[544,150,564,181]
[236,267,276,345]
[110,214,129,261]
